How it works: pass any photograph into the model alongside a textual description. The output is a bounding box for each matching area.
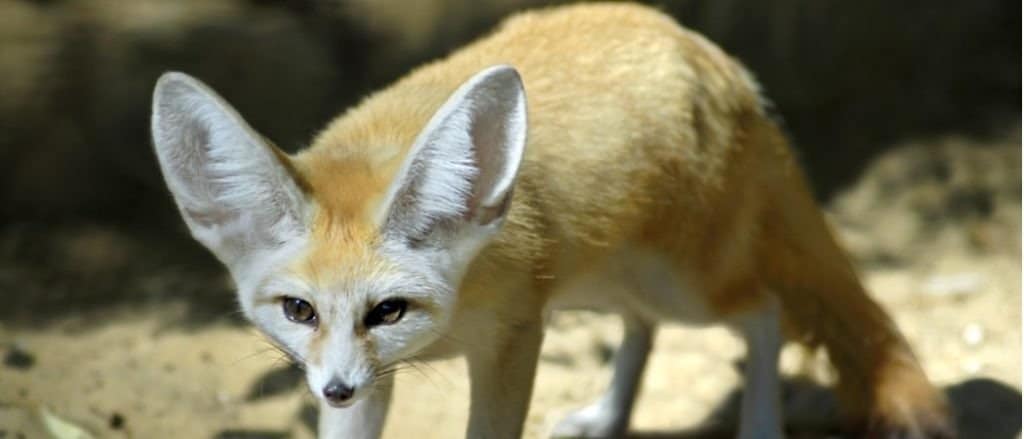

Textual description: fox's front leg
[465,319,544,438]
[551,314,654,438]
[319,375,394,439]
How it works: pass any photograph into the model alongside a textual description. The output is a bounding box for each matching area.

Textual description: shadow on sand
[1,224,1019,439]
[235,362,1020,439]
[625,377,1021,439]
[0,224,238,329]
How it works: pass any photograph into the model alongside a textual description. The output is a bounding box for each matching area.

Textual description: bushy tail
[757,162,954,438]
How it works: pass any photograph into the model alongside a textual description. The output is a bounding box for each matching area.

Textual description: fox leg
[318,374,393,439]
[465,319,544,438]
[734,296,784,439]
[551,315,654,438]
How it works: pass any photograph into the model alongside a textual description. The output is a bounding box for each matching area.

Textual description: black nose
[322,379,355,405]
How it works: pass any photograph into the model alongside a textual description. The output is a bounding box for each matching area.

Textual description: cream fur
[151,3,951,439]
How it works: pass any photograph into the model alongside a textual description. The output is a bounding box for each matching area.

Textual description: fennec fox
[150,3,952,438]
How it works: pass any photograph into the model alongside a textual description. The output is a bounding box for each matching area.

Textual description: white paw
[549,404,625,439]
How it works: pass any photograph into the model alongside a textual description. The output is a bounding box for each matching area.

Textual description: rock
[3,345,35,370]
[38,406,95,439]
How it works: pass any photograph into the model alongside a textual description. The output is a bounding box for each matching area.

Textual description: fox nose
[322,379,355,406]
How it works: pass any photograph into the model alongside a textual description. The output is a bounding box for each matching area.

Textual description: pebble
[923,272,986,297]
[3,345,35,370]
[961,358,983,375]
[109,413,125,430]
[962,323,985,346]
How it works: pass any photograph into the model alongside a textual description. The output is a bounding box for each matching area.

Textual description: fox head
[150,66,527,407]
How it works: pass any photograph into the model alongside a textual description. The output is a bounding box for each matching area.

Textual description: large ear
[381,65,527,245]
[151,72,308,273]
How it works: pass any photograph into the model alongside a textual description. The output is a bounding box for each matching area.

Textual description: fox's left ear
[381,65,527,245]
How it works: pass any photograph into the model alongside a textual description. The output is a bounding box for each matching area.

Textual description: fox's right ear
[150,72,308,275]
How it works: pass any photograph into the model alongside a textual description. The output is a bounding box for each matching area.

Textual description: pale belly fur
[546,247,717,326]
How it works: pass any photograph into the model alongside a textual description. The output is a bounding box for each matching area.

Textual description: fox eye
[282,297,317,325]
[364,299,408,327]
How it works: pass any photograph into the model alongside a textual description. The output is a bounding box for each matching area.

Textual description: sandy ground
[0,131,1020,439]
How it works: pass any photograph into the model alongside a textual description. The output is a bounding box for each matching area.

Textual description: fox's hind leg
[551,314,654,438]
[732,296,784,439]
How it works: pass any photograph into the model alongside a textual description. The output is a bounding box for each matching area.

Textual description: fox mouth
[323,397,357,409]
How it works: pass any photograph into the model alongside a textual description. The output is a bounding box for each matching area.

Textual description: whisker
[426,327,484,351]
[209,308,247,322]
[402,357,452,390]
[230,346,279,366]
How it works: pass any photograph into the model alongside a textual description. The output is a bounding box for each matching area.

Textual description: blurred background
[0,0,1020,438]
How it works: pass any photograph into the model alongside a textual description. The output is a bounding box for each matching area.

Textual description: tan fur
[285,3,949,435]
